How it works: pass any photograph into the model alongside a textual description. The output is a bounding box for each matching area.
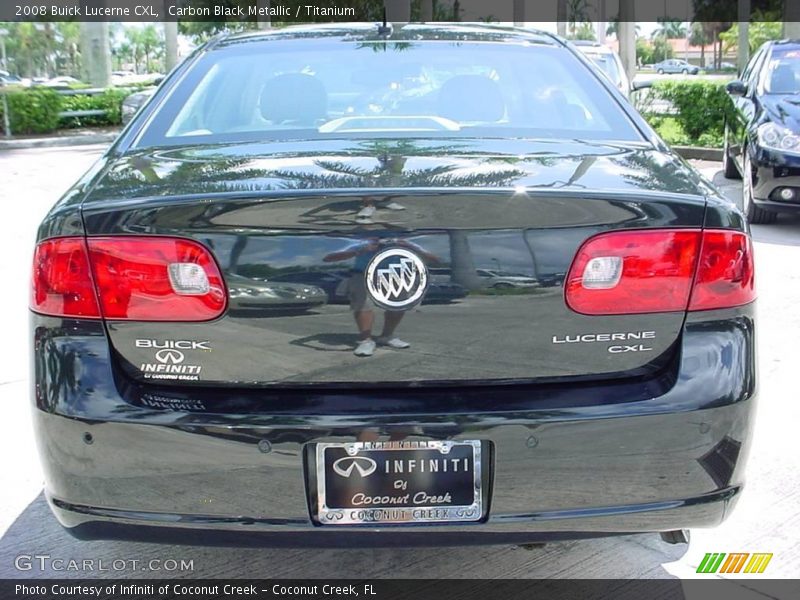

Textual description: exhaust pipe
[660,529,690,545]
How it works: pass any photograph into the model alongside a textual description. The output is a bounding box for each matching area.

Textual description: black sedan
[30,24,756,546]
[724,39,800,223]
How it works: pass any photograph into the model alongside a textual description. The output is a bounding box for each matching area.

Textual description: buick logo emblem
[155,349,185,364]
[333,456,378,478]
[365,248,428,310]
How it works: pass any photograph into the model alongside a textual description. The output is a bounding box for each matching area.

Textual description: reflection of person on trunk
[324,237,438,357]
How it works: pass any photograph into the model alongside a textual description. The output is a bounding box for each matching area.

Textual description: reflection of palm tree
[101,139,534,200]
[101,155,265,198]
[99,141,544,290]
[275,140,525,189]
[617,151,700,195]
[356,41,416,53]
[281,147,528,295]
[272,143,529,290]
[276,155,526,190]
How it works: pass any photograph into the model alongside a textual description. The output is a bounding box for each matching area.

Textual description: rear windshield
[136,39,642,147]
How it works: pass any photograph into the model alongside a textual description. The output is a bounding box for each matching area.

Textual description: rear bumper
[51,488,738,547]
[31,307,757,546]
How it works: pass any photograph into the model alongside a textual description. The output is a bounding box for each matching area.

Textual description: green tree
[6,23,48,77]
[652,36,674,62]
[653,20,687,40]
[689,22,711,68]
[124,26,164,74]
[3,21,107,79]
[719,16,782,55]
[137,26,163,73]
[113,39,135,72]
[695,22,733,69]
[566,0,591,39]
[636,38,654,65]
[123,28,142,73]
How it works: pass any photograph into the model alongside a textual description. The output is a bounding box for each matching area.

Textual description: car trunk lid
[80,139,710,387]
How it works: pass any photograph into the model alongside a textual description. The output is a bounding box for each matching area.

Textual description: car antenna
[377,8,392,36]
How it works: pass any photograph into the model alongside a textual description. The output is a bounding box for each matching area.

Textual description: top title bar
[0,0,797,24]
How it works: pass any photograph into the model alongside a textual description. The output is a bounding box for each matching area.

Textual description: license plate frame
[314,440,483,526]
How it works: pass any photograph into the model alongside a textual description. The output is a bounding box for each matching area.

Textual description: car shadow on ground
[751,213,800,247]
[0,492,688,582]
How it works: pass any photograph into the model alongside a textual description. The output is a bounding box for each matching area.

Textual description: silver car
[476,269,539,289]
[654,59,700,75]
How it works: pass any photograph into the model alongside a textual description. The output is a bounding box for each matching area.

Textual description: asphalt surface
[0,145,798,584]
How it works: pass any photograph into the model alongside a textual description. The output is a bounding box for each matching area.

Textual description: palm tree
[137,25,163,73]
[653,20,687,40]
[124,26,163,74]
[705,22,733,70]
[689,22,711,68]
[113,40,134,72]
[566,0,591,39]
[123,28,141,73]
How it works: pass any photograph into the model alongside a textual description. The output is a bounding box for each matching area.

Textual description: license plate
[315,440,483,525]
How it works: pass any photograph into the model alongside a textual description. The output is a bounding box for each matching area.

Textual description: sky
[526,22,664,38]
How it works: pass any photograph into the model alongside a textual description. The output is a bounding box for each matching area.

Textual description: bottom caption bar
[3,579,799,600]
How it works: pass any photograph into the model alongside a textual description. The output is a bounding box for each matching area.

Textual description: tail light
[566,229,754,315]
[688,231,756,311]
[31,236,227,321]
[31,238,102,319]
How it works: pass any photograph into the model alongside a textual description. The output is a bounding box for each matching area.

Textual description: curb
[674,146,722,161]
[0,131,119,150]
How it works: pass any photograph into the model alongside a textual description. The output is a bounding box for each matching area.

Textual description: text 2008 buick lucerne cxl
[30,24,756,546]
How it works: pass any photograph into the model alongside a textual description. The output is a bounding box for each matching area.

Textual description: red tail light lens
[566,229,755,315]
[31,236,227,321]
[688,231,755,311]
[31,238,101,318]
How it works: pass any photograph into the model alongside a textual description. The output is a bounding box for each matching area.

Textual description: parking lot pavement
[0,146,798,583]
